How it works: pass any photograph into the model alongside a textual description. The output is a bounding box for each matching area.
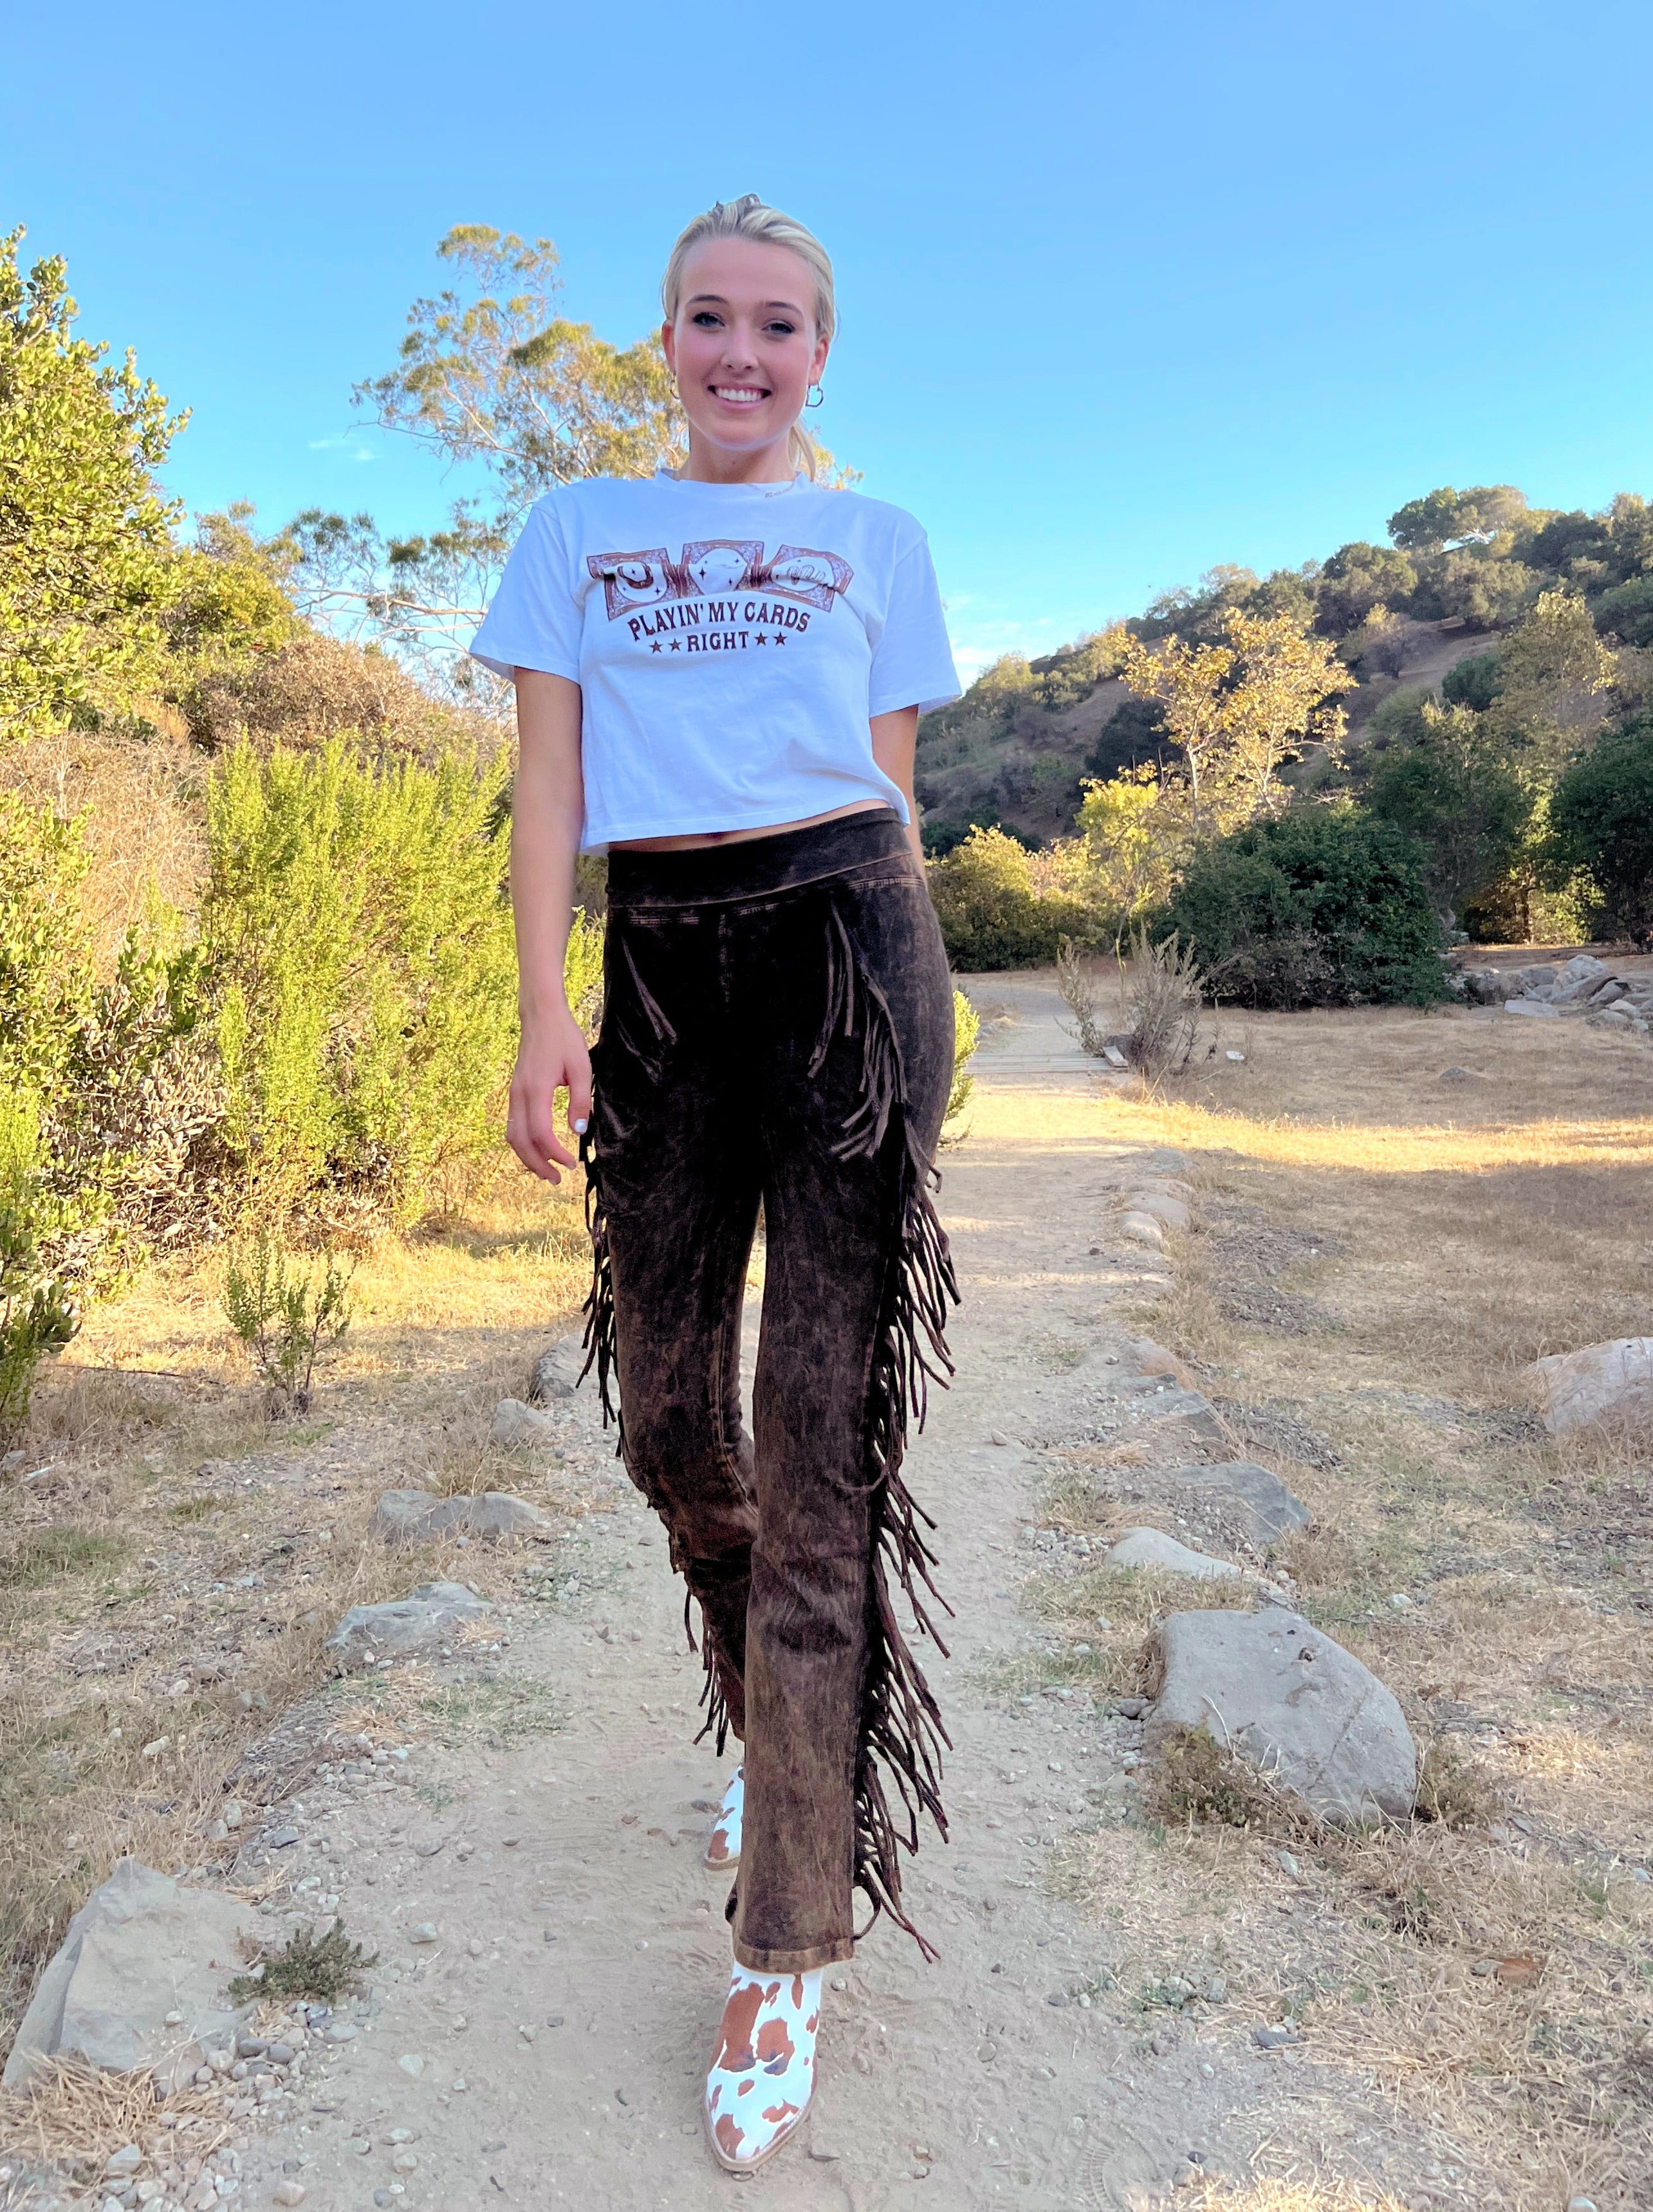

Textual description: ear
[811,331,831,383]
[661,320,677,375]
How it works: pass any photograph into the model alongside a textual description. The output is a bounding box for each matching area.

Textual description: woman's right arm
[506,667,593,1184]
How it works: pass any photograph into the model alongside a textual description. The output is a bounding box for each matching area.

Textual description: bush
[926,826,1098,970]
[1591,574,1653,649]
[201,738,521,1228]
[1550,717,1653,945]
[1441,650,1504,712]
[1162,805,1446,1008]
[1362,697,1529,919]
[223,1230,353,1415]
[945,988,980,1130]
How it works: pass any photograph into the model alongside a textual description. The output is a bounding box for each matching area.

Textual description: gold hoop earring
[805,383,824,409]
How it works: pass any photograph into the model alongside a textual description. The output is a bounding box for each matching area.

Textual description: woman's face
[663,237,829,470]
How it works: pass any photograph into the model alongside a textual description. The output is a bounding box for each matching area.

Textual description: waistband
[605,808,909,910]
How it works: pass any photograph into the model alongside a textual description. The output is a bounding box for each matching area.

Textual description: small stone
[491,1397,560,1448]
[266,2042,296,2065]
[396,2052,427,2078]
[829,1975,849,1992]
[1108,1527,1246,1581]
[328,2022,357,2041]
[236,2036,268,2059]
[264,1826,299,1849]
[1274,1850,1300,1878]
[409,1922,438,1944]
[1224,1049,1244,1062]
[1205,1976,1226,2003]
[221,1802,243,1831]
[1253,2023,1298,2049]
[107,2147,143,2176]
[391,2153,418,2173]
[271,2187,306,2207]
[1046,1991,1068,2008]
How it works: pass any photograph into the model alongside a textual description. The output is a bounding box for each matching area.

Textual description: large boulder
[324,1581,495,1669]
[1145,1609,1416,1824]
[1529,1338,1653,1437]
[1504,998,1562,1020]
[1552,954,1611,1004]
[3,1861,250,2092]
[1160,1461,1310,1549]
[371,1489,549,1545]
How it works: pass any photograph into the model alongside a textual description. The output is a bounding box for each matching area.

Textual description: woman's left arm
[871,706,925,870]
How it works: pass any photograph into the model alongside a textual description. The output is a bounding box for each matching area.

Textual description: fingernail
[573,1118,588,1134]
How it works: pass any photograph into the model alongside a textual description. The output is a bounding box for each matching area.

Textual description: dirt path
[210,1028,1266,2210]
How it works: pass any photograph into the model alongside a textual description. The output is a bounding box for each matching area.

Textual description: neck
[679,429,797,485]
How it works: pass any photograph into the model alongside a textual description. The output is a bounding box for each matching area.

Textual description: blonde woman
[471,194,961,2173]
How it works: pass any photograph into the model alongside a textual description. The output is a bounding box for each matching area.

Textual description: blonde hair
[661,194,836,481]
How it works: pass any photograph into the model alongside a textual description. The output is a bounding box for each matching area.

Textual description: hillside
[917,483,1653,849]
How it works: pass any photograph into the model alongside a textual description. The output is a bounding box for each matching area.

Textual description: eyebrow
[685,293,807,315]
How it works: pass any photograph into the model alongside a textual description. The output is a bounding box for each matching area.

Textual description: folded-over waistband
[605,807,908,911]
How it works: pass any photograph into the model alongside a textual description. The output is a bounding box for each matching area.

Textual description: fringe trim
[816,900,961,1961]
[683,1588,733,1759]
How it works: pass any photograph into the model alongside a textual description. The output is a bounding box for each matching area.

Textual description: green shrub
[0,794,200,1436]
[223,1230,354,1415]
[1162,804,1446,1008]
[926,826,1098,970]
[1440,650,1505,712]
[1362,698,1529,919]
[1550,717,1653,945]
[945,988,980,1130]
[202,738,520,1227]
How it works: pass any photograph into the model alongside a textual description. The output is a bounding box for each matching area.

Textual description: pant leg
[731,860,958,1971]
[583,910,761,1741]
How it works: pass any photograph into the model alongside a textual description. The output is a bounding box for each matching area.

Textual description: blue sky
[7,1,1652,681]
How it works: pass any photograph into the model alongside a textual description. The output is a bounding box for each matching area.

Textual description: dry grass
[1040,988,1653,2206]
[0,2057,235,2182]
[0,1159,594,2063]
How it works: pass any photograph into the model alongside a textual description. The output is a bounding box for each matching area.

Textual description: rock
[1158,1462,1310,1549]
[3,1859,252,2093]
[324,1582,495,1670]
[1129,1338,1197,1390]
[409,1923,439,1944]
[1127,1191,1192,1231]
[221,1802,243,1832]
[370,1489,549,1546]
[396,2052,427,2078]
[528,1341,586,1402]
[106,2146,143,2176]
[1118,1211,1165,1248]
[1225,1047,1246,1061]
[1145,1610,1417,1823]
[1553,954,1610,1002]
[1511,963,1559,995]
[1102,1044,1130,1070]
[1107,1528,1245,1581]
[1586,979,1627,1008]
[1504,998,1561,1020]
[490,1397,559,1448]
[272,2186,306,2207]
[1252,2023,1298,2049]
[1459,968,1503,1005]
[1530,1338,1653,1436]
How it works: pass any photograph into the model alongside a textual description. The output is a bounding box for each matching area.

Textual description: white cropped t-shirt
[468,472,961,850]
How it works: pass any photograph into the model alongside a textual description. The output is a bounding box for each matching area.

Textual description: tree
[1484,588,1618,780]
[1363,697,1529,919]
[1118,607,1352,834]
[1315,540,1417,635]
[1075,767,1184,948]
[1549,717,1653,945]
[0,228,187,742]
[1387,484,1528,553]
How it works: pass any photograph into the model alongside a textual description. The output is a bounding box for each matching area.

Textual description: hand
[507,1006,593,1183]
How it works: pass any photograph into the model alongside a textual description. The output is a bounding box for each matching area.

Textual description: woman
[470,193,962,2174]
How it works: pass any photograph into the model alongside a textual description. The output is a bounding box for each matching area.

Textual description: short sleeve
[468,498,582,682]
[867,533,961,717]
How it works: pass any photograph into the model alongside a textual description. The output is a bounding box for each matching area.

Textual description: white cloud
[308,432,378,462]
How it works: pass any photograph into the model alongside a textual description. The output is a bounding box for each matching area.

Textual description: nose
[718,320,760,373]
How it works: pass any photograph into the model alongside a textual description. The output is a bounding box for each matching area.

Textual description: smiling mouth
[709,385,771,407]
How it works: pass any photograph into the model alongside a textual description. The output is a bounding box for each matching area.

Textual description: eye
[691,310,724,327]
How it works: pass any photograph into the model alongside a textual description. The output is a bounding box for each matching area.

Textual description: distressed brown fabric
[578,810,958,1971]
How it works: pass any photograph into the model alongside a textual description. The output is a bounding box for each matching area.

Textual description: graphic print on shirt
[587,540,854,659]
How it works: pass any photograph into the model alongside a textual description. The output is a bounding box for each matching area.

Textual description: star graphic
[754,632,768,647]
[650,640,662,653]
[669,639,681,652]
[773,632,786,646]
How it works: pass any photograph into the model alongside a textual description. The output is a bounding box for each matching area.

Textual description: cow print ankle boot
[703,1763,743,1870]
[703,1962,822,2172]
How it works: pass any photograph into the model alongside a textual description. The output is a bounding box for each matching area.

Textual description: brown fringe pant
[579,810,958,1971]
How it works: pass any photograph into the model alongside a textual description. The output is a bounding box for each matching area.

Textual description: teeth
[712,387,766,403]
